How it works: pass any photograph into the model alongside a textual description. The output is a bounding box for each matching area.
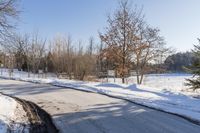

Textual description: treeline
[145,52,197,73]
[0,34,100,80]
[164,52,196,73]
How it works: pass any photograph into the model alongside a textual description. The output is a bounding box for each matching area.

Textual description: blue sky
[18,0,200,52]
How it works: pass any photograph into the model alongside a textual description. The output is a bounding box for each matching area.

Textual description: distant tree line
[164,52,197,73]
[0,33,99,80]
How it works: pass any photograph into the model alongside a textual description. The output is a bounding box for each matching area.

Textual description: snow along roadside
[0,93,30,132]
[0,92,58,133]
[1,75,200,126]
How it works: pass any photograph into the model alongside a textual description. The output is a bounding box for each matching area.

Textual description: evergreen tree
[185,39,200,90]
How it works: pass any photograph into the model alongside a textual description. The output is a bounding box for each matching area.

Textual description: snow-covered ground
[1,69,200,124]
[0,93,29,132]
[100,73,192,92]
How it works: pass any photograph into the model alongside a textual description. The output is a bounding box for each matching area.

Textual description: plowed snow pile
[0,93,29,132]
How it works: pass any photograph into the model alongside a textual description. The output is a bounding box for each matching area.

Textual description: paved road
[0,79,200,133]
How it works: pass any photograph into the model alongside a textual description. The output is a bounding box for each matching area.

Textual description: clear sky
[17,0,200,52]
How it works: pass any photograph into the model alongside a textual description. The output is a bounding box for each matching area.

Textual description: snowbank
[0,93,58,133]
[0,93,29,132]
[1,70,200,125]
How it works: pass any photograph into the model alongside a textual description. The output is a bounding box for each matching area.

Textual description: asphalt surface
[0,79,200,133]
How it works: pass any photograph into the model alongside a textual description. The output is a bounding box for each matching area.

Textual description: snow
[0,69,200,125]
[0,93,29,133]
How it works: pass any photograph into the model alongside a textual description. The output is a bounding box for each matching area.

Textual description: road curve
[0,79,200,133]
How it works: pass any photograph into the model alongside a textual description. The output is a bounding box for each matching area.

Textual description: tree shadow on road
[52,101,200,133]
[0,83,68,96]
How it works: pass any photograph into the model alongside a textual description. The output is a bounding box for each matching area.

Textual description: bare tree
[49,35,98,81]
[96,41,104,74]
[73,41,97,80]
[28,33,46,76]
[0,33,28,77]
[50,35,74,77]
[87,37,94,56]
[50,36,63,74]
[133,27,167,84]
[5,33,29,70]
[0,0,20,76]
[0,0,20,40]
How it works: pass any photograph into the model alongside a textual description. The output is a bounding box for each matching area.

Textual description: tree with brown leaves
[100,0,168,84]
[100,1,145,83]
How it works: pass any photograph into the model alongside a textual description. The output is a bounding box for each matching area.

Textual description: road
[0,79,200,133]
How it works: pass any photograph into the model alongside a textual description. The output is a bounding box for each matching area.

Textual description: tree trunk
[122,77,125,84]
[80,70,86,80]
[139,73,144,84]
[28,67,30,77]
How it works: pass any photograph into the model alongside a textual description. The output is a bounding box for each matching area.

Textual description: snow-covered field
[100,73,192,92]
[0,69,200,125]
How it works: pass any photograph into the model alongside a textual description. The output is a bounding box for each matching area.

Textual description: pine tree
[185,39,200,90]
